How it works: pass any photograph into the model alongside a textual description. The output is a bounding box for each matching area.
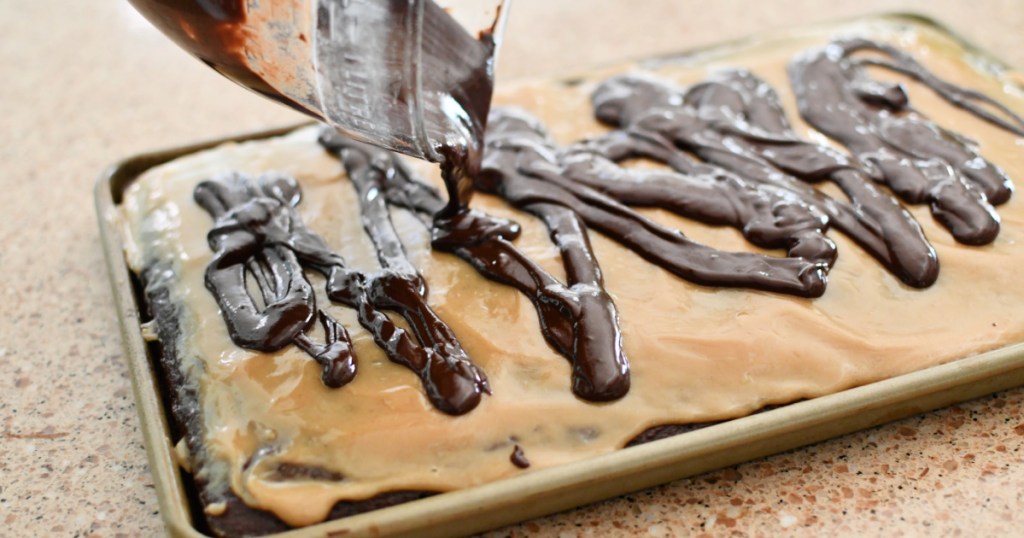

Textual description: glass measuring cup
[126,0,510,162]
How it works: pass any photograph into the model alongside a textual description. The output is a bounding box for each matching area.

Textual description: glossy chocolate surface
[195,38,1022,414]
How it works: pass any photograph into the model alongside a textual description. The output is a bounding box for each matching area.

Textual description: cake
[119,18,1024,536]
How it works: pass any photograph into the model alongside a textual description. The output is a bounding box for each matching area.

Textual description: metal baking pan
[96,13,1024,538]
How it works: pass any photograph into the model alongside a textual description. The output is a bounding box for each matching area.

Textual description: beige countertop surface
[3,1,1024,537]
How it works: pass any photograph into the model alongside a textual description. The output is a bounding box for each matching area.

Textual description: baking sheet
[96,13,1024,538]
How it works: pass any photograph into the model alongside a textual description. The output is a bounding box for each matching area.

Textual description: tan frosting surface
[122,20,1024,527]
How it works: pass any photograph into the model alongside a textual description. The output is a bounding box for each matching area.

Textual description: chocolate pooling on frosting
[196,39,1021,412]
[789,38,1024,245]
[319,129,631,402]
[194,174,358,388]
[195,170,489,416]
[481,108,830,297]
[589,69,941,287]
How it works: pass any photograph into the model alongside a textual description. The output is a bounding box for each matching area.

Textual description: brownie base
[138,260,729,536]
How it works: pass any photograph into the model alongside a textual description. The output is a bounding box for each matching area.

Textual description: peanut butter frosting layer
[122,20,1024,527]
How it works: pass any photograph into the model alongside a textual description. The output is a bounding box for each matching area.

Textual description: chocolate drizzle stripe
[321,128,632,401]
[789,39,1021,246]
[333,139,491,414]
[482,108,829,297]
[590,70,940,287]
[194,166,488,415]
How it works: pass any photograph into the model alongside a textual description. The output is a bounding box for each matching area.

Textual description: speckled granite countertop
[3,1,1023,537]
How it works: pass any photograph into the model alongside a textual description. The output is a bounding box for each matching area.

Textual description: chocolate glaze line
[481,109,830,297]
[438,201,632,401]
[323,136,490,415]
[591,70,939,287]
[789,38,1023,245]
[848,44,1024,137]
[560,132,838,268]
[320,128,632,402]
[194,171,488,415]
[194,174,358,388]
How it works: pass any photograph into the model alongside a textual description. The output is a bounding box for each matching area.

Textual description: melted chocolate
[789,39,1024,245]
[194,174,357,388]
[481,108,830,297]
[194,171,488,416]
[196,39,1021,413]
[320,129,631,402]
[510,445,530,469]
[590,70,939,287]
